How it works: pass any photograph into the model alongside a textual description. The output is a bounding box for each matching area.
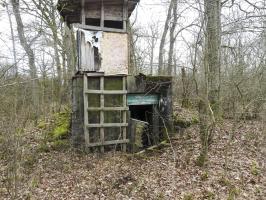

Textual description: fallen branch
[136,140,171,154]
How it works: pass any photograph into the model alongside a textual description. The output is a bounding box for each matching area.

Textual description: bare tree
[4,1,17,77]
[205,0,221,116]
[197,0,221,166]
[147,21,159,75]
[167,0,178,76]
[158,0,174,74]
[10,0,39,120]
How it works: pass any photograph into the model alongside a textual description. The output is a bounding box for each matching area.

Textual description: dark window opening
[86,18,101,26]
[104,20,123,29]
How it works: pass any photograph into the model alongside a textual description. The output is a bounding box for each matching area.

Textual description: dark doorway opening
[129,105,153,123]
[129,105,154,147]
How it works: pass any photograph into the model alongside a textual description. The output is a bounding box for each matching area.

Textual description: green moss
[87,94,100,107]
[23,153,38,168]
[146,75,172,82]
[192,116,199,124]
[105,94,123,107]
[87,77,100,90]
[104,77,123,90]
[49,111,70,140]
[51,140,70,151]
[183,194,193,200]
[255,186,261,195]
[53,125,68,139]
[37,143,50,153]
[203,190,215,199]
[37,108,71,153]
[104,111,121,123]
[173,107,199,128]
[196,152,208,167]
[30,176,39,188]
[0,135,3,144]
[201,171,209,181]
[156,192,164,199]
[227,186,240,200]
[218,176,231,187]
[37,120,47,129]
[135,122,146,148]
[251,161,260,176]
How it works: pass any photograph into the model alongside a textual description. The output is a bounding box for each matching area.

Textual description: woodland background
[0,0,265,199]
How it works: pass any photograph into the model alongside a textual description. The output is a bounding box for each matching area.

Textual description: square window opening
[86,18,101,26]
[104,20,123,29]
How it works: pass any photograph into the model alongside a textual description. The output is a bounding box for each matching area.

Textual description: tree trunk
[11,0,39,119]
[181,67,189,108]
[129,25,137,75]
[205,0,221,117]
[167,0,178,76]
[150,37,155,75]
[5,2,18,77]
[158,0,174,74]
[197,0,221,167]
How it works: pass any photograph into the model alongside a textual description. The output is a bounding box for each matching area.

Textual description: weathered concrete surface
[71,75,85,147]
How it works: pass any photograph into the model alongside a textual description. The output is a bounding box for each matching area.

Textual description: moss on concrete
[135,122,146,148]
[173,105,199,128]
[104,77,123,90]
[145,75,172,82]
[37,108,71,143]
[49,111,70,140]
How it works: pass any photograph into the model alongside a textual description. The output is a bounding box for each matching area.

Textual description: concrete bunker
[58,0,173,153]
[71,73,173,152]
[127,75,173,152]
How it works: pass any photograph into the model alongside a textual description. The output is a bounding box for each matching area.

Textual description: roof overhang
[57,0,140,25]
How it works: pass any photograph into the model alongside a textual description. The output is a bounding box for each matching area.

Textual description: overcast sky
[0,0,176,69]
[0,0,262,72]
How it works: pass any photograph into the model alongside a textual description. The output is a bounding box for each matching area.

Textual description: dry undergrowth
[0,120,265,200]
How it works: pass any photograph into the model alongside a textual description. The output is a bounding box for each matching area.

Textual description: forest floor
[0,119,265,200]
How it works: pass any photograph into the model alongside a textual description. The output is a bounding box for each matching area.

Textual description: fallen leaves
[0,120,265,199]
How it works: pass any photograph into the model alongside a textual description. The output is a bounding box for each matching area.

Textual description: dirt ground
[0,120,265,200]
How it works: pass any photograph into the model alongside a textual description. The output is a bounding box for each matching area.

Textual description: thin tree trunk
[205,0,221,117]
[51,5,62,97]
[150,37,155,75]
[11,0,39,119]
[158,0,174,74]
[181,67,189,108]
[167,0,178,76]
[197,0,221,167]
[129,25,137,75]
[5,2,18,77]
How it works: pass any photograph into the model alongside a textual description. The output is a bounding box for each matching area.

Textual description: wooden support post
[122,76,127,152]
[81,0,85,25]
[100,0,104,28]
[123,0,128,32]
[100,76,105,153]
[83,74,89,147]
[153,105,160,144]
